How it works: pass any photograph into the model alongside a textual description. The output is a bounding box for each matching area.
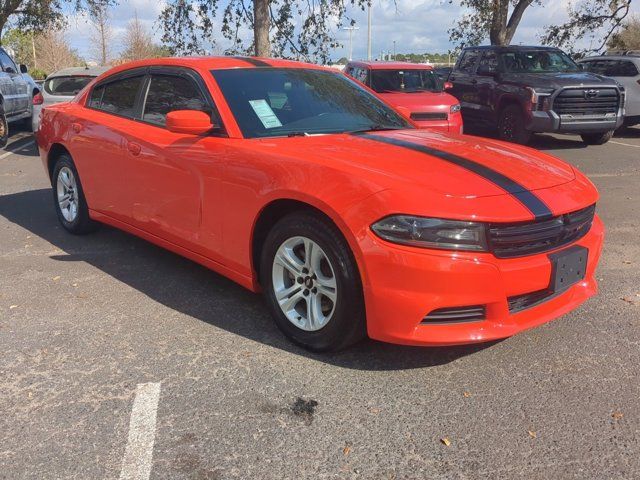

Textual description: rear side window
[457,50,480,73]
[142,75,209,126]
[45,76,94,96]
[478,50,499,73]
[351,67,368,84]
[581,59,639,77]
[89,76,145,118]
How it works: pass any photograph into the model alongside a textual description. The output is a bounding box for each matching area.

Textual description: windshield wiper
[287,131,310,137]
[348,125,403,134]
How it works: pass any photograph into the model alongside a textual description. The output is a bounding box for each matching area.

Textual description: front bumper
[527,110,623,134]
[360,215,604,346]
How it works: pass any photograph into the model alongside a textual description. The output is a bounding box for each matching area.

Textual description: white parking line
[610,140,640,149]
[119,382,162,480]
[0,139,36,159]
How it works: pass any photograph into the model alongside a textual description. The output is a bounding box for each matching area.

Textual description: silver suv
[579,51,640,127]
[0,46,35,146]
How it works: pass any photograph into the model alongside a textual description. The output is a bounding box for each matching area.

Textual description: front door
[124,69,225,257]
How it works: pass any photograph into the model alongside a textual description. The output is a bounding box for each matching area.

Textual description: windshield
[370,69,442,93]
[500,50,580,73]
[211,68,411,138]
[44,76,95,96]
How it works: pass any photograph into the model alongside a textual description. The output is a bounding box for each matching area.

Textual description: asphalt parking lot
[1,126,639,479]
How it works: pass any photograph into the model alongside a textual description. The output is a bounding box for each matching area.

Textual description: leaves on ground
[440,438,451,447]
[528,430,537,439]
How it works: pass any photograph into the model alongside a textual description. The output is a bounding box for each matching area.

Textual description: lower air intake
[422,305,486,323]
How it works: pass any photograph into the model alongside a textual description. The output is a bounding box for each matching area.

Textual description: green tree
[607,15,640,50]
[0,0,118,42]
[449,0,632,55]
[159,0,372,63]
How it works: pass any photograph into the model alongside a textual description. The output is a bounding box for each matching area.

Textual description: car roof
[48,66,111,78]
[347,60,433,70]
[95,56,328,80]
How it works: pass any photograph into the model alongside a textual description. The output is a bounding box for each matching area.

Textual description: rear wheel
[52,154,99,234]
[498,104,532,145]
[581,131,613,145]
[260,212,366,352]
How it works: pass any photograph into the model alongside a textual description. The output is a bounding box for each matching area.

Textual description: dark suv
[448,45,624,145]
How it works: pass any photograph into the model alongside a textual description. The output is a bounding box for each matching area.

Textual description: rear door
[475,49,500,121]
[448,49,481,120]
[69,70,147,223]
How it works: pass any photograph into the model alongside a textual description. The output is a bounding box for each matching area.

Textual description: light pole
[343,26,360,61]
[367,3,372,61]
[393,41,396,60]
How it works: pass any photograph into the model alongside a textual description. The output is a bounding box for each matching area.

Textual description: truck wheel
[0,109,8,148]
[580,131,613,145]
[498,105,532,145]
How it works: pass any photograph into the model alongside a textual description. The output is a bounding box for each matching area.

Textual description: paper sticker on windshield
[249,99,283,129]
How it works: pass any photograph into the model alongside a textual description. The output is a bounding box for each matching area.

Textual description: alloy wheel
[271,236,337,331]
[57,167,79,222]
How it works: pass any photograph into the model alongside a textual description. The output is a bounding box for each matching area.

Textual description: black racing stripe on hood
[233,56,272,67]
[355,133,553,220]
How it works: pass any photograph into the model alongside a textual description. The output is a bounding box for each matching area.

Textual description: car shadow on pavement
[614,126,640,139]
[0,188,497,371]
[463,126,588,151]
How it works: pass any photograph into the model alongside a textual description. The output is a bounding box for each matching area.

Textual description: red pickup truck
[345,61,463,134]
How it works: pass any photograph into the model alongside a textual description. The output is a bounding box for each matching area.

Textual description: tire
[0,109,8,148]
[581,131,614,145]
[497,104,532,144]
[51,154,99,234]
[260,211,366,352]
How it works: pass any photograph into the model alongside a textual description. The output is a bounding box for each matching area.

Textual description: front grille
[410,112,448,121]
[422,305,486,323]
[488,204,595,259]
[553,88,619,116]
[508,289,556,313]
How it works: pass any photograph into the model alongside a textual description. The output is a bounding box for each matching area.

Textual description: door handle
[71,123,82,133]
[127,142,141,156]
[449,75,456,81]
[471,79,478,84]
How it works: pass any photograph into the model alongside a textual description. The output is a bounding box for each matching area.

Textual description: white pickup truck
[0,46,37,147]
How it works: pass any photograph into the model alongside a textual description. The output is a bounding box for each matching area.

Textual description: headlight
[371,215,488,251]
[450,104,461,113]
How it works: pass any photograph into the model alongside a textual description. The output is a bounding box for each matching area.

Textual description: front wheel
[52,154,99,234]
[581,131,613,145]
[260,212,366,352]
[497,104,532,145]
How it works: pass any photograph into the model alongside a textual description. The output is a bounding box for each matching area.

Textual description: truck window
[457,50,480,73]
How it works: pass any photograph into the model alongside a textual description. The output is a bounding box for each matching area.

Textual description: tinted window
[478,50,499,73]
[0,49,17,73]
[582,59,639,77]
[211,68,411,138]
[45,76,95,96]
[457,50,480,73]
[142,75,209,126]
[90,76,144,117]
[370,69,441,93]
[500,50,579,73]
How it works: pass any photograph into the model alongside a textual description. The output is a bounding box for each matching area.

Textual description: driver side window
[142,74,211,127]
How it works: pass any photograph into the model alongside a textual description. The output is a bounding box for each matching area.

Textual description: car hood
[500,71,618,89]
[377,91,458,111]
[257,129,576,199]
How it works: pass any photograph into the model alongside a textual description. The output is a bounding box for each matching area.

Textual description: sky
[65,0,640,62]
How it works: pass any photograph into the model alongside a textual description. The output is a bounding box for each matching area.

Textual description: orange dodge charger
[36,56,604,351]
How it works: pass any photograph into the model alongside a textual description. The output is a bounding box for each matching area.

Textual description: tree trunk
[253,0,270,57]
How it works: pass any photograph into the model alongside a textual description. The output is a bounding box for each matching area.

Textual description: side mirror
[166,110,217,135]
[444,81,453,90]
[19,64,28,74]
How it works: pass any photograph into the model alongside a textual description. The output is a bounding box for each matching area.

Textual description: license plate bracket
[548,246,589,293]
